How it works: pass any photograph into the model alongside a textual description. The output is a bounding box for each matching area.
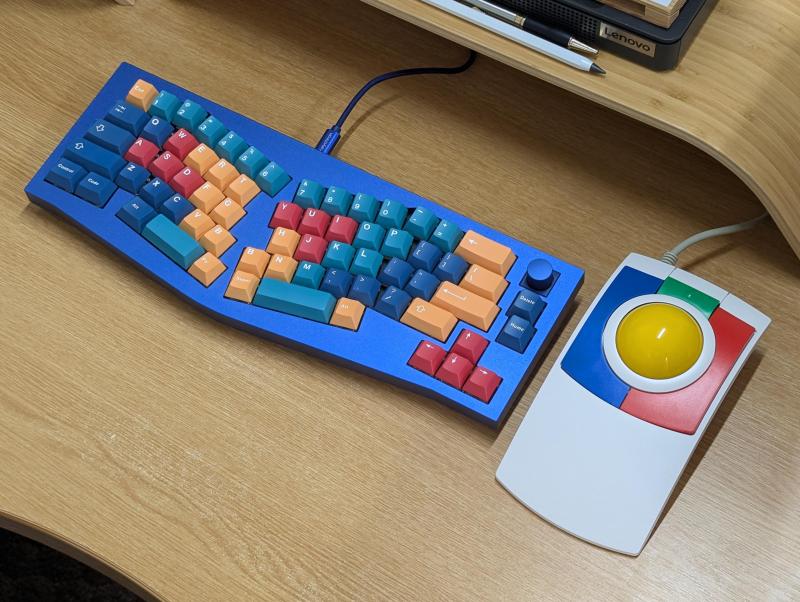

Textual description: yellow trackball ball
[615,302,703,380]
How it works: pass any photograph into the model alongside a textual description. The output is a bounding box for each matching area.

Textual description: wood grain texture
[0,1,798,600]
[363,0,800,260]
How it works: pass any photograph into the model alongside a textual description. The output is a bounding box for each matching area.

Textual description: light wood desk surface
[1,1,798,599]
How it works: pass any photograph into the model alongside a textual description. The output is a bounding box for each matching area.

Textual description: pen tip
[590,63,606,75]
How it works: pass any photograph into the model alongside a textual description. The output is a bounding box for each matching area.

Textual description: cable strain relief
[660,251,679,266]
[315,126,341,155]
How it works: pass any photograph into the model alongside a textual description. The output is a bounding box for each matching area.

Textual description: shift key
[431,282,500,331]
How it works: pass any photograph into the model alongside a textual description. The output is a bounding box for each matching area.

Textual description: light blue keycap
[215,131,249,162]
[380,228,413,259]
[350,248,383,278]
[253,279,336,323]
[235,146,269,179]
[352,222,385,251]
[321,186,353,216]
[150,90,180,121]
[173,99,207,131]
[195,116,227,147]
[255,162,291,196]
[293,261,326,289]
[348,193,379,222]
[142,214,204,269]
[322,241,356,270]
[429,219,463,253]
[405,207,439,240]
[376,199,407,229]
[294,179,325,209]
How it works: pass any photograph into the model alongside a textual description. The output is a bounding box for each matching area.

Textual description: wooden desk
[1,1,798,599]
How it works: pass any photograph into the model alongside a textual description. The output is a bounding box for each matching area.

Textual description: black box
[495,0,716,70]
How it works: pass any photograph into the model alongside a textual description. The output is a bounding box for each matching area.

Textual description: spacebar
[253,279,336,324]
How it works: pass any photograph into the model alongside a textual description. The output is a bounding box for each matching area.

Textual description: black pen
[460,0,598,55]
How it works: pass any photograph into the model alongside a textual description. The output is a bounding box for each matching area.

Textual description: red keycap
[462,366,502,402]
[124,137,159,167]
[149,151,184,182]
[294,234,327,264]
[325,215,358,244]
[408,341,447,376]
[170,166,205,198]
[298,207,331,238]
[435,352,474,389]
[163,128,199,160]
[270,201,303,230]
[451,329,489,364]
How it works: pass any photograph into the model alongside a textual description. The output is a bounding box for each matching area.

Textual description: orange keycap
[200,225,236,257]
[430,282,500,331]
[330,298,366,330]
[237,247,271,277]
[180,209,215,240]
[460,264,509,302]
[184,144,219,174]
[454,230,516,276]
[126,79,158,111]
[189,181,225,213]
[205,159,239,191]
[264,254,298,282]
[224,270,259,303]
[188,252,226,286]
[225,174,260,206]
[209,198,246,229]
[266,227,300,256]
[400,298,457,342]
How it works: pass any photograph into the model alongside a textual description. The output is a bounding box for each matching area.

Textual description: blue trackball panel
[25,63,583,427]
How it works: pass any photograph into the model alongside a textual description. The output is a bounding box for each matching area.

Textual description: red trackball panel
[620,308,755,435]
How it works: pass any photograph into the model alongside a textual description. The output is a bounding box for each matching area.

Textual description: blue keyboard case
[25,62,583,426]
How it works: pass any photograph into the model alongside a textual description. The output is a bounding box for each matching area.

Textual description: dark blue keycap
[45,158,86,193]
[106,100,148,135]
[348,275,381,307]
[408,240,443,272]
[320,268,354,298]
[496,315,536,353]
[405,270,440,301]
[139,177,174,209]
[434,252,469,283]
[75,172,116,207]
[507,290,546,324]
[159,194,194,224]
[375,286,412,321]
[115,162,150,193]
[141,116,173,147]
[63,138,126,180]
[378,257,414,289]
[85,119,135,154]
[117,198,156,233]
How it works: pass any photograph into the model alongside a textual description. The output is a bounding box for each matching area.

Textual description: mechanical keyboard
[25,63,583,426]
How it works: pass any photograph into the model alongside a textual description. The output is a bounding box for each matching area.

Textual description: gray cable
[660,212,770,266]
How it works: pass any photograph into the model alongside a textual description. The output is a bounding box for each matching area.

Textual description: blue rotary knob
[525,258,554,291]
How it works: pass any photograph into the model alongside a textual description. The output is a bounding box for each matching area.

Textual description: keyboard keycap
[264,254,298,282]
[430,282,500,331]
[115,161,149,193]
[75,172,116,206]
[225,174,260,206]
[45,158,86,193]
[405,269,440,301]
[405,207,438,240]
[189,252,226,286]
[429,219,463,253]
[462,367,501,402]
[455,230,516,277]
[235,146,268,179]
[376,199,407,229]
[173,99,207,131]
[149,151,184,182]
[196,116,228,147]
[237,247,271,278]
[408,341,447,376]
[270,201,303,231]
[292,261,325,289]
[180,209,215,240]
[163,128,199,160]
[330,298,365,330]
[255,161,291,196]
[64,139,126,180]
[189,181,225,213]
[149,90,181,121]
[460,264,508,302]
[375,286,412,320]
[205,159,239,191]
[294,179,325,209]
[350,248,383,278]
[353,221,385,251]
[507,290,546,324]
[436,352,473,389]
[126,79,158,111]
[381,228,413,260]
[215,131,248,162]
[400,298,457,342]
[142,214,205,269]
[450,329,489,364]
[159,194,194,224]
[322,241,355,270]
[496,315,535,353]
[85,119,135,154]
[294,234,327,264]
[378,257,414,288]
[320,268,353,298]
[348,193,379,223]
[124,137,160,167]
[225,270,260,303]
[200,224,236,257]
[106,100,148,135]
[325,215,358,244]
[116,198,156,233]
[141,115,173,147]
[298,207,331,238]
[253,278,337,324]
[209,198,245,229]
[267,227,300,256]
[408,240,443,272]
[170,166,205,198]
[184,144,219,175]
[434,252,469,283]
[139,177,174,208]
[348,275,381,307]
[322,186,353,216]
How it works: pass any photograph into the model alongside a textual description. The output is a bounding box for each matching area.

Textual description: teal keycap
[292,261,326,289]
[322,241,356,270]
[149,90,180,120]
[294,179,325,209]
[253,278,336,323]
[142,214,204,269]
[429,219,463,253]
[350,248,384,278]
[321,186,353,216]
[215,131,248,162]
[196,116,228,147]
[381,228,413,259]
[173,99,207,131]
[255,161,291,196]
[348,193,379,223]
[405,207,439,240]
[376,199,407,229]
[235,146,269,178]
[352,221,386,251]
